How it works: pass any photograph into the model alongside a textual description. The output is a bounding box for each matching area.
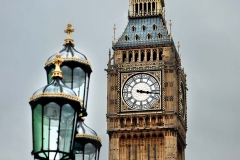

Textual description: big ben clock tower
[106,0,187,159]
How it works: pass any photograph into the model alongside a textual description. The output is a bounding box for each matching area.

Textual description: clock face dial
[122,73,160,110]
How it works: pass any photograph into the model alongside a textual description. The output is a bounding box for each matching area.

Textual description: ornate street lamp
[74,118,102,160]
[44,23,92,117]
[29,54,80,160]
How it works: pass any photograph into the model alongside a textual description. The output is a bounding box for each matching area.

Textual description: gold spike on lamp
[64,23,75,45]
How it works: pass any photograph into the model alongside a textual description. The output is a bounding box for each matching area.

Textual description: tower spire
[113,24,117,40]
[169,20,172,35]
[177,42,180,54]
[109,49,111,60]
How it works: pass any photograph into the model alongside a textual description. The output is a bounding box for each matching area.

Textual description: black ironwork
[45,43,91,117]
[74,119,102,160]
[30,67,80,160]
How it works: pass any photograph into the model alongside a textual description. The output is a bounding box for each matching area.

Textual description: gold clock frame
[119,71,162,112]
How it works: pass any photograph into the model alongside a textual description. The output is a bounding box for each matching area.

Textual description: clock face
[122,73,160,110]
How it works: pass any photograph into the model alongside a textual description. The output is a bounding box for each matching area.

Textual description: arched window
[147,33,151,40]
[140,3,142,14]
[122,53,127,63]
[142,25,146,31]
[158,116,163,126]
[132,118,137,127]
[152,2,155,12]
[139,118,143,127]
[126,118,131,127]
[159,49,163,60]
[125,35,129,41]
[132,26,136,32]
[144,3,147,14]
[129,52,132,62]
[145,117,150,126]
[135,34,140,40]
[148,2,151,14]
[158,32,162,38]
[153,50,157,61]
[141,50,144,61]
[151,117,156,126]
[146,134,150,140]
[120,118,125,128]
[153,24,157,30]
[135,51,138,62]
[135,4,138,14]
[147,50,151,61]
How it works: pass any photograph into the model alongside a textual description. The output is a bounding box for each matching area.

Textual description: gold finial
[52,53,64,78]
[80,117,85,121]
[64,23,74,45]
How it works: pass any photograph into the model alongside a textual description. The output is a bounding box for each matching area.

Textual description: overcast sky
[1,0,240,159]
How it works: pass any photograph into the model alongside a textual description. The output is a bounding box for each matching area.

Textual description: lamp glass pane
[75,154,84,160]
[45,80,61,93]
[75,142,84,160]
[83,73,89,109]
[33,104,42,153]
[43,116,49,153]
[73,67,85,104]
[39,153,47,158]
[59,104,75,153]
[61,66,72,88]
[84,143,97,160]
[43,102,60,159]
[48,68,54,84]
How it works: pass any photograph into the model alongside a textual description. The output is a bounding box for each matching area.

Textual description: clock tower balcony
[128,9,163,19]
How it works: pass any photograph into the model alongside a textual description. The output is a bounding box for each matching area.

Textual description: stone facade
[106,0,187,159]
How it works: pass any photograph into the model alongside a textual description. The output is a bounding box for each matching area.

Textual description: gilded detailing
[120,71,162,112]
[45,57,92,69]
[119,60,164,72]
[30,92,81,102]
[76,133,102,144]
[64,23,75,45]
[52,53,64,78]
[121,60,163,66]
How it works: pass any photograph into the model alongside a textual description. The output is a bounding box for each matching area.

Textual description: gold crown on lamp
[52,53,64,78]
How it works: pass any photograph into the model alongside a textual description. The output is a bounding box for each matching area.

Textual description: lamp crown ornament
[52,53,64,78]
[64,23,74,45]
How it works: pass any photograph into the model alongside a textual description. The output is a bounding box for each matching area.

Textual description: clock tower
[106,0,187,159]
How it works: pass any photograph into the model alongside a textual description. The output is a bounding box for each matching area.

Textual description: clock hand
[136,89,144,93]
[136,90,159,94]
[136,89,150,94]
